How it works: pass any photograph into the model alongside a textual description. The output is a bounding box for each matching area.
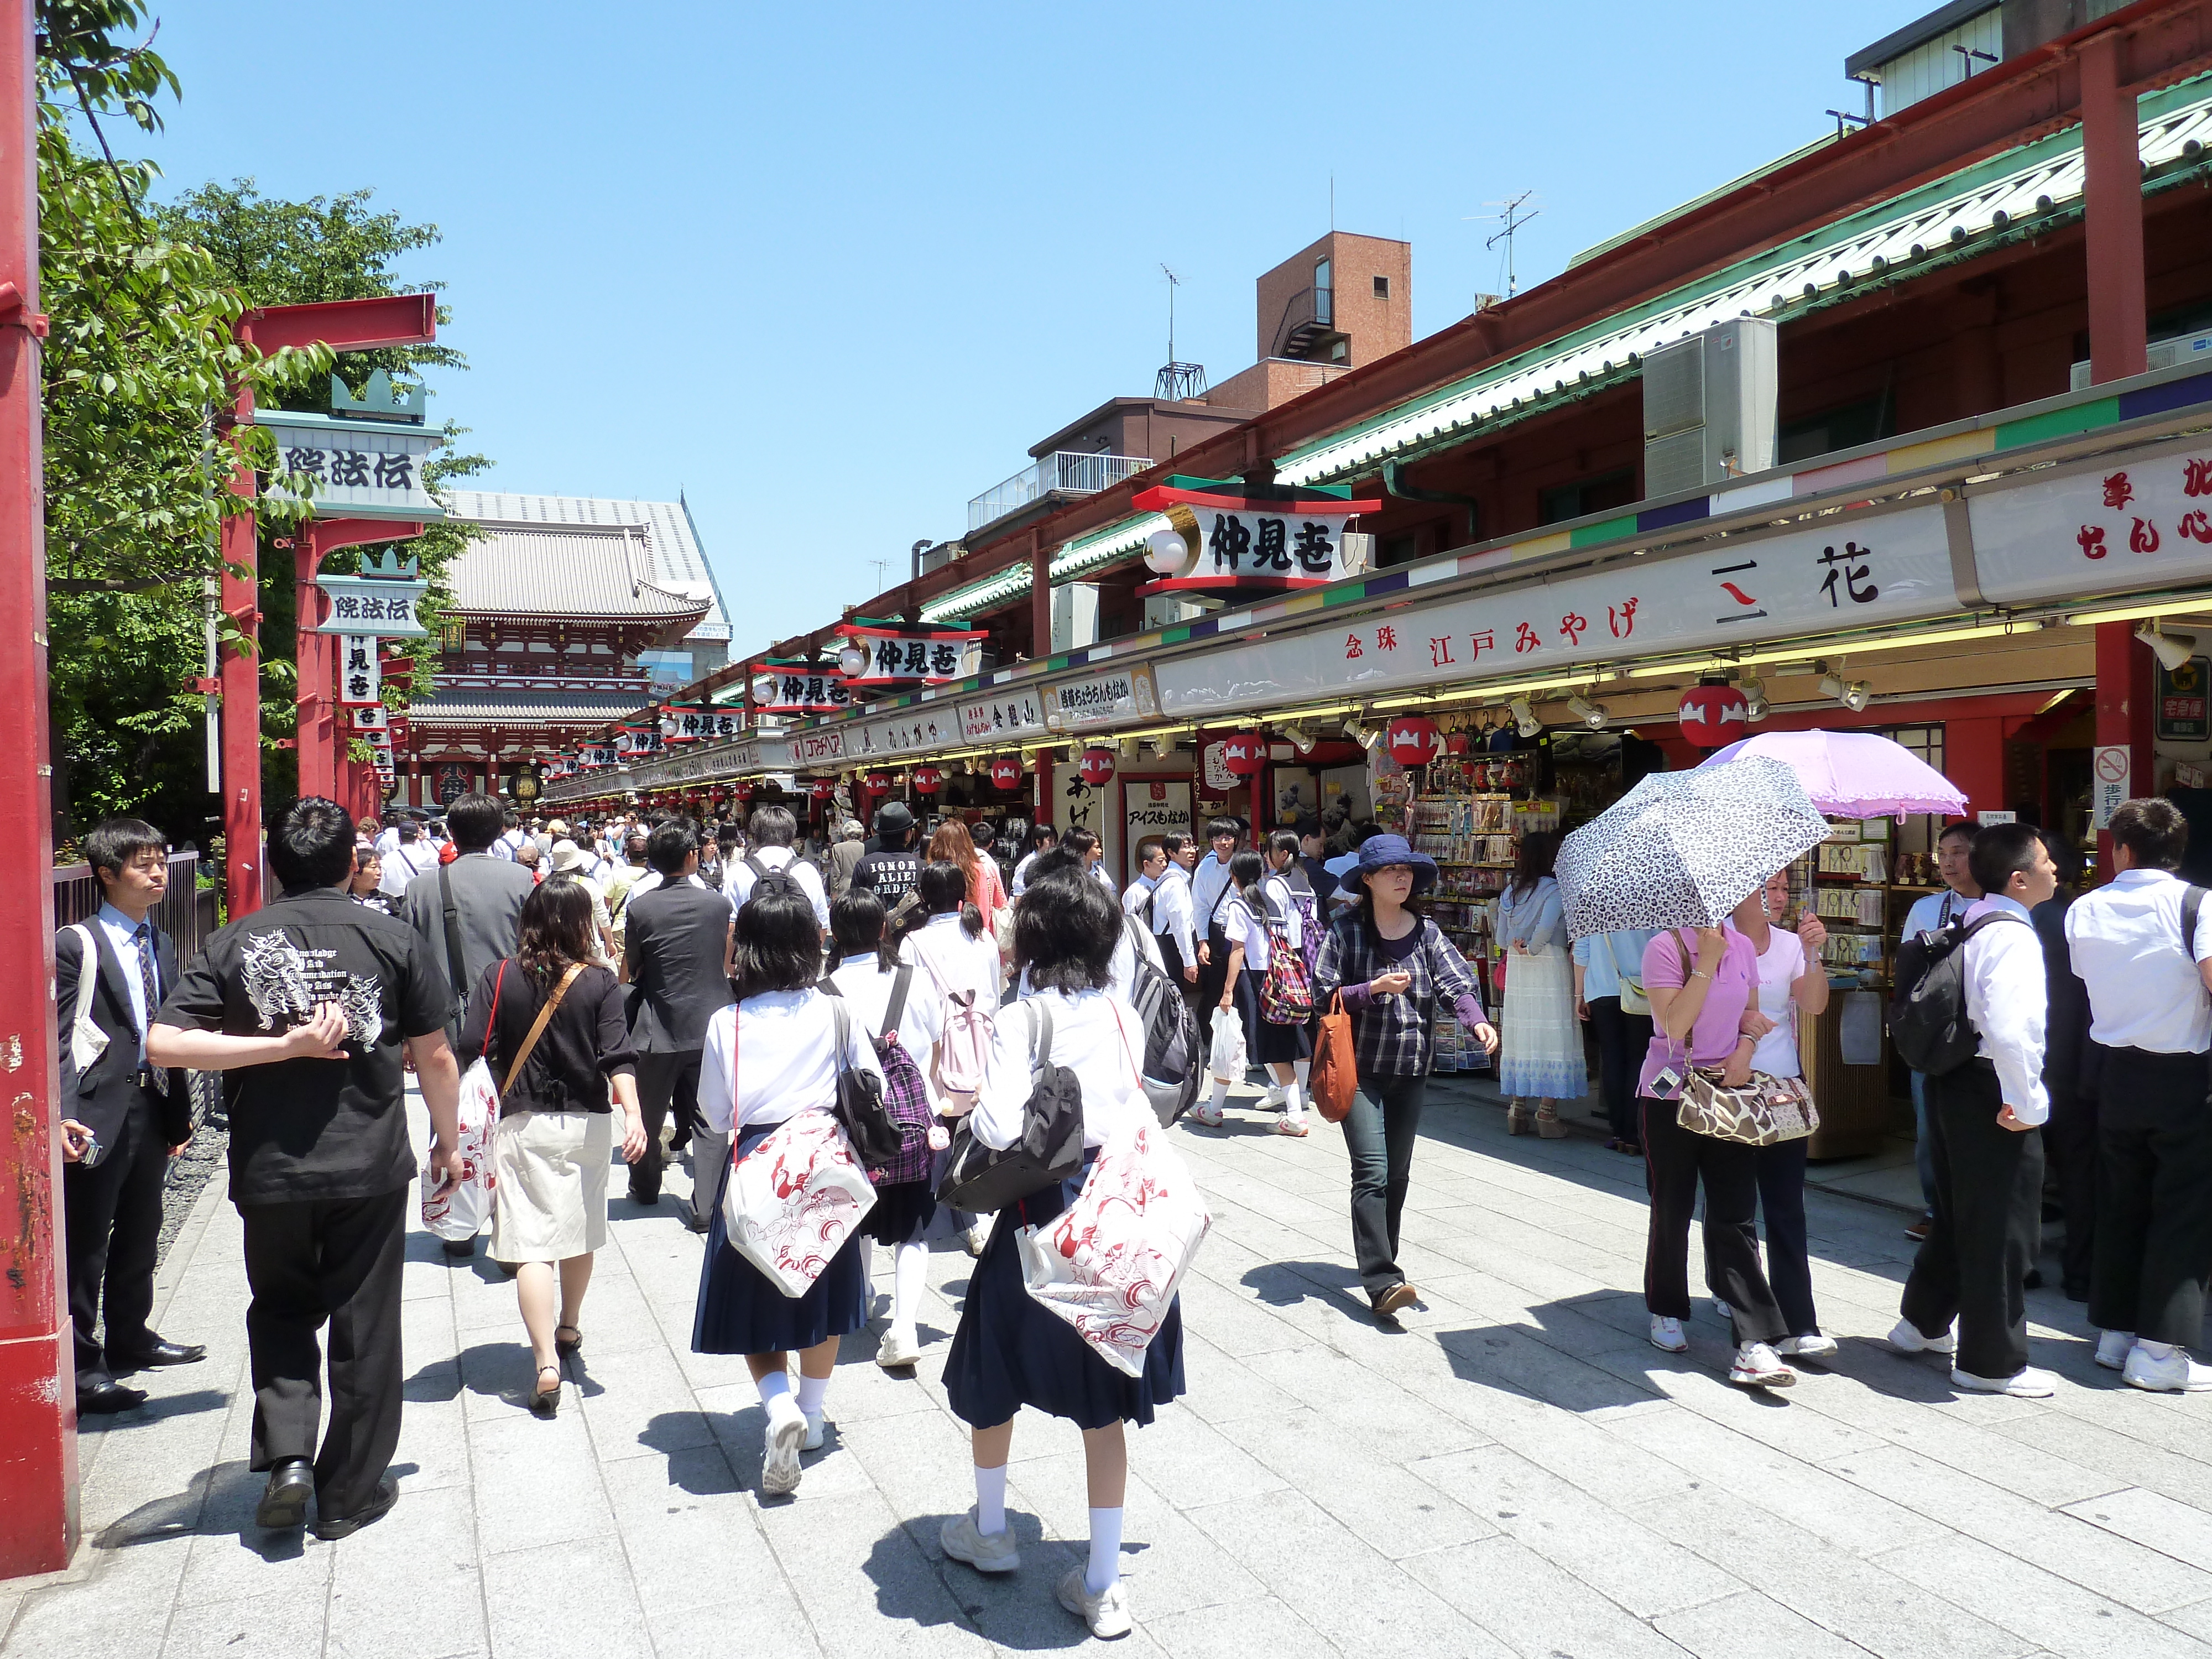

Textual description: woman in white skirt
[457,877,648,1418]
[1495,831,1585,1136]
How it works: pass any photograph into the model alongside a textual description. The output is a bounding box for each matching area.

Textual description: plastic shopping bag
[1016,1121,1212,1377]
[421,1056,498,1242]
[1208,1003,1247,1080]
[721,1111,877,1297]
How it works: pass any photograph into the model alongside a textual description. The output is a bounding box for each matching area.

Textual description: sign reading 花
[1132,481,1380,593]
[836,623,987,687]
[337,635,382,705]
[2093,744,2132,830]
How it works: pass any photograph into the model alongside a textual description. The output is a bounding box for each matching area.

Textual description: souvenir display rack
[1783,816,1909,1159]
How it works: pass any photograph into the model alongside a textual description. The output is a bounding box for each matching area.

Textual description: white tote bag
[421,1056,498,1242]
[721,1110,877,1297]
[1016,1121,1212,1377]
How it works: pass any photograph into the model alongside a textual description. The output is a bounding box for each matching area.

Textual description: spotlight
[1738,674,1769,722]
[1119,735,1139,761]
[2137,623,2200,674]
[1564,693,1608,731]
[1343,719,1382,751]
[1281,724,1316,755]
[1819,673,1871,713]
[1508,696,1542,739]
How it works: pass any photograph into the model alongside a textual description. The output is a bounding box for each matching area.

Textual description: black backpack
[742,853,806,909]
[823,999,901,1167]
[1888,910,2030,1075]
[936,1000,1084,1213]
[1122,914,1202,1126]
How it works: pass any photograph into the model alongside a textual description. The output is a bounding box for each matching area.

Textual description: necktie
[134,922,169,1096]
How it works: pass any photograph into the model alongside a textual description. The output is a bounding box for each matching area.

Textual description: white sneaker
[962,1221,992,1258]
[1777,1332,1839,1359]
[2095,1329,2137,1370]
[1888,1317,1957,1357]
[802,1411,827,1452]
[761,1397,806,1496]
[877,1329,922,1370]
[1711,1298,1733,1323]
[1729,1342,1796,1389]
[1649,1315,1688,1353]
[1260,1084,1287,1112]
[1056,1566,1133,1640]
[940,1506,1021,1574]
[2123,1345,2212,1393]
[1952,1364,2057,1397]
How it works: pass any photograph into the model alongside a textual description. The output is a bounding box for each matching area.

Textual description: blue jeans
[1911,1070,1937,1213]
[1340,1072,1428,1305]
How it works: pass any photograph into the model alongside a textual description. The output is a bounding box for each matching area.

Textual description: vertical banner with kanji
[337,635,381,706]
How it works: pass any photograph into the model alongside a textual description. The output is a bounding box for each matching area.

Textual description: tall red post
[295,531,332,801]
[0,0,80,1578]
[2083,25,2152,871]
[219,362,263,919]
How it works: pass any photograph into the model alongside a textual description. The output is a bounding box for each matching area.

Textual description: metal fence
[967,450,1154,532]
[51,848,216,961]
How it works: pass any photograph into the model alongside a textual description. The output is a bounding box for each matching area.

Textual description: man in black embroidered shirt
[152,797,461,1541]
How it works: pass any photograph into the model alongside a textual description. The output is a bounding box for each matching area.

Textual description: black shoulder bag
[936,999,1084,1213]
[823,996,901,1166]
[438,863,469,1019]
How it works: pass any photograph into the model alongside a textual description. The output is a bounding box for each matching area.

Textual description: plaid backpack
[825,965,936,1186]
[1257,883,1315,1025]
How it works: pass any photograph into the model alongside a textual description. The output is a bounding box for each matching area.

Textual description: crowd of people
[45,785,2212,1636]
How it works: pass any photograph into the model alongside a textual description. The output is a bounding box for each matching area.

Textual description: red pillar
[295,533,332,801]
[219,371,263,917]
[0,0,79,1578]
[2084,30,2152,870]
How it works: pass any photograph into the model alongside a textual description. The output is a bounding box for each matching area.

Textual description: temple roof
[439,520,712,632]
[409,688,653,726]
[441,491,731,641]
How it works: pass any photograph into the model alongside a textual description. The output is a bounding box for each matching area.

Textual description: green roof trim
[1996,397,2119,449]
[1572,514,1639,547]
[1322,582,1370,608]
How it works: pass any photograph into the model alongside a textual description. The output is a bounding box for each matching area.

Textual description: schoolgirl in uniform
[693,888,885,1497]
[825,888,947,1371]
[937,867,1181,1640]
[900,860,1004,1255]
[1195,849,1312,1133]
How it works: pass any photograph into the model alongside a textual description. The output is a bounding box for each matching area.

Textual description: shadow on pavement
[870,1512,1091,1652]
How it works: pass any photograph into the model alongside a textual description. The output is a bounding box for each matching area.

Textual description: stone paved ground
[8,1077,2212,1659]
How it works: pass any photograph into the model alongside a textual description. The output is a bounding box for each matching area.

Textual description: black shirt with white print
[159,886,452,1206]
[852,844,922,904]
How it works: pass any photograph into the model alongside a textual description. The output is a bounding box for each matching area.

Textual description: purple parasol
[1697,729,1967,820]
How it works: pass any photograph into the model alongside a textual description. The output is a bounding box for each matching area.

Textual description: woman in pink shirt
[1639,924,1795,1389]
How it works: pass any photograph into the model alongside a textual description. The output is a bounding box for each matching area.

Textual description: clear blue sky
[142,1,1937,656]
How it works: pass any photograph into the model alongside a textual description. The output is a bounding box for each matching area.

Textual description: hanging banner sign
[261,412,446,522]
[1048,664,1159,731]
[545,755,576,780]
[315,573,430,637]
[1156,499,1955,716]
[834,622,988,688]
[1968,442,2212,604]
[755,659,856,714]
[346,703,388,732]
[660,703,708,743]
[337,635,382,705]
[1132,480,1379,592]
[579,743,621,770]
[959,689,1047,743]
[615,726,663,757]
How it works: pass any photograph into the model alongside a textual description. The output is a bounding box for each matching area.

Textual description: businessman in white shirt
[1892,822,2058,1397]
[2063,798,2212,1392]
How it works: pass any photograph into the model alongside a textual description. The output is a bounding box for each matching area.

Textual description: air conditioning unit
[1142,592,1214,631]
[1642,317,1778,499]
[2069,330,2212,391]
[1051,582,1100,653]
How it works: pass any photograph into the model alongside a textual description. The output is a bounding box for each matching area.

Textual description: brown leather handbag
[1312,992,1358,1123]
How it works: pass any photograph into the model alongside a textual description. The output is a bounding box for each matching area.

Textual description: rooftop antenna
[868,556,890,593]
[1154,263,1207,400]
[1471,191,1540,299]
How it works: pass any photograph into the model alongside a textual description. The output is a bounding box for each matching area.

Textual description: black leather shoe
[312,1473,398,1541]
[682,1200,710,1235]
[255,1459,314,1529]
[442,1238,476,1260]
[76,1374,148,1415]
[111,1338,207,1370]
[628,1186,661,1207]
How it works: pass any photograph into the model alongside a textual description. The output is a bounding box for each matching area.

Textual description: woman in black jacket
[459,877,648,1416]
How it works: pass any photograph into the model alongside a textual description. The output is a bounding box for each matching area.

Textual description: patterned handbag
[1677,1067,1819,1146]
[864,966,936,1187]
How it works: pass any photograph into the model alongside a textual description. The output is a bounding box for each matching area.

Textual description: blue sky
[141,1,1938,656]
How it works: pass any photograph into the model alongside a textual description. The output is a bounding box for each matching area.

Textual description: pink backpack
[937,987,994,1095]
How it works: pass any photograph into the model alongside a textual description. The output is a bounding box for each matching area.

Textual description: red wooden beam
[238,293,437,355]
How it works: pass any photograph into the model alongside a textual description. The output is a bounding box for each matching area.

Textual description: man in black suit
[623,820,734,1225]
[54,818,205,1415]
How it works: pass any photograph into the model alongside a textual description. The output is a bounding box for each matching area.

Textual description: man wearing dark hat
[853,801,922,905]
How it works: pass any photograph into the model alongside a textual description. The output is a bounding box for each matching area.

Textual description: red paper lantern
[810,778,836,801]
[1220,731,1266,778]
[1676,682,1750,748]
[865,772,891,791]
[1386,716,1444,768]
[1078,747,1116,785]
[913,765,945,794]
[989,755,1023,790]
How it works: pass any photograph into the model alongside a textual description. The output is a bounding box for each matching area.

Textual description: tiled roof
[410,689,651,726]
[441,491,732,641]
[440,520,712,624]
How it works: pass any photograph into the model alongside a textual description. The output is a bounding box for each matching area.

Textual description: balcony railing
[968,451,1154,532]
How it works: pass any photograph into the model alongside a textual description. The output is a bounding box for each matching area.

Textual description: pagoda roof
[442,491,731,641]
[410,688,653,726]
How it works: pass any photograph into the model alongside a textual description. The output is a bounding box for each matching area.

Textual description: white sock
[1086,1506,1123,1594]
[974,1463,1008,1535]
[2140,1339,2178,1360]
[1207,1076,1230,1108]
[1293,1058,1310,1087]
[1281,1079,1305,1122]
[795,1372,829,1418]
[756,1370,794,1411]
[892,1240,927,1337]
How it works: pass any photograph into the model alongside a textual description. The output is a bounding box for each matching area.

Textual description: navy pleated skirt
[692,1119,869,1356]
[943,1165,1186,1432]
[1238,966,1313,1066]
[860,1177,936,1246]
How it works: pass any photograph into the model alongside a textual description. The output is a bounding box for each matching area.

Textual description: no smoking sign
[2093,744,2132,830]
